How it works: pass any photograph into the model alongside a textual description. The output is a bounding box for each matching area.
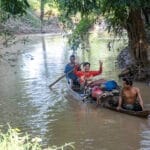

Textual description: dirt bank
[1,17,62,34]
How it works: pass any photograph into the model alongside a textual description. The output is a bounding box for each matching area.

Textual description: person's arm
[75,63,81,71]
[117,96,122,110]
[74,66,83,77]
[64,64,70,79]
[99,60,103,74]
[64,64,68,74]
[90,60,103,76]
[117,90,123,110]
[136,88,144,110]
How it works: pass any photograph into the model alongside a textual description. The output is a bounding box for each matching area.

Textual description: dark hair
[83,62,90,67]
[70,55,75,58]
[122,78,133,86]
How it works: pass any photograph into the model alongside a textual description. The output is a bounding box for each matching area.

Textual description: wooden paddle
[49,62,83,88]
[49,68,74,88]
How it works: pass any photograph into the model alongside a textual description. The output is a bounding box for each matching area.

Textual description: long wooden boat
[67,82,150,118]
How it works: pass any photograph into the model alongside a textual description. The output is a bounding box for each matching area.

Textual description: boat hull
[66,82,150,118]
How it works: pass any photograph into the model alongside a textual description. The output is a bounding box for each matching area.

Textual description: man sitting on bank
[117,78,144,111]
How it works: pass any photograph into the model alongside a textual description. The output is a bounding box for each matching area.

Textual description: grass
[0,125,75,150]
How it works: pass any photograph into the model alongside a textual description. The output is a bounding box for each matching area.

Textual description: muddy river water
[0,34,150,150]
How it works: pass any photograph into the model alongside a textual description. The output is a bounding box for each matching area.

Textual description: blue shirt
[64,63,78,81]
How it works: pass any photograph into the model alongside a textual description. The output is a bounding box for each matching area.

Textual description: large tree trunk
[126,8,149,67]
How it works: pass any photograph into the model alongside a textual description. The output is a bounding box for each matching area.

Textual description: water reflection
[0,34,149,149]
[140,119,150,150]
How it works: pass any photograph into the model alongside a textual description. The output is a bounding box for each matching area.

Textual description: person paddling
[117,78,144,111]
[64,55,80,87]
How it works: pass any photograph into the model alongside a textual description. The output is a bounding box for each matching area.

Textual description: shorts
[122,103,142,111]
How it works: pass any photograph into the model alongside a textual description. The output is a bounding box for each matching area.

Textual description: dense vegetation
[56,0,150,67]
[0,125,75,150]
[0,0,150,66]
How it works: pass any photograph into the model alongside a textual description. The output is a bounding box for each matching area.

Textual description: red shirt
[74,67,102,83]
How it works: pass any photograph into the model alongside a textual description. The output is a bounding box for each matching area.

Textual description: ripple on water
[140,130,150,149]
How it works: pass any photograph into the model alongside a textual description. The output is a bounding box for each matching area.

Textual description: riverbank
[0,16,63,66]
[1,16,62,34]
[117,46,150,83]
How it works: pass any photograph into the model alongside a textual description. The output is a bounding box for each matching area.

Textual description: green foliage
[69,17,94,51]
[0,125,75,150]
[55,0,100,51]
[28,0,40,11]
[56,0,99,51]
[100,0,150,35]
[56,0,100,17]
[0,0,29,15]
[56,0,150,51]
[56,0,150,34]
[74,17,94,35]
[0,125,41,150]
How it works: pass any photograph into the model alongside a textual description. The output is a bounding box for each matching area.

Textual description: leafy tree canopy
[56,0,150,51]
[56,0,150,32]
[0,0,30,15]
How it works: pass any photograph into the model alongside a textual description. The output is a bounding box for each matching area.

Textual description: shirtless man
[117,78,144,111]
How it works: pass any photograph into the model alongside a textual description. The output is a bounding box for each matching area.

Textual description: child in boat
[74,61,103,87]
[74,61,104,104]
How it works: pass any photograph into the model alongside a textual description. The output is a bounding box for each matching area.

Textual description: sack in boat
[92,86,103,98]
[104,80,117,91]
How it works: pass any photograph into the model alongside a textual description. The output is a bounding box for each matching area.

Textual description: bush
[0,125,75,150]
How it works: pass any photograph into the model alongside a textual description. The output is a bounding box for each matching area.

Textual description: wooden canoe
[102,102,150,118]
[66,82,150,118]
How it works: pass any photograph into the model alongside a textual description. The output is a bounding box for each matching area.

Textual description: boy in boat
[74,60,104,104]
[117,78,144,111]
[64,55,80,87]
[74,61,103,86]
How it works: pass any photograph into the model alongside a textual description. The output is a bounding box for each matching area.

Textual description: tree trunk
[126,8,149,66]
[40,0,45,33]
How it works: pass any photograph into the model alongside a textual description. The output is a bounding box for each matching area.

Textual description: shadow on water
[0,34,149,149]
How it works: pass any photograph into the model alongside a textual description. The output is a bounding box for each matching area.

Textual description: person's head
[122,78,133,88]
[83,62,90,72]
[70,55,75,64]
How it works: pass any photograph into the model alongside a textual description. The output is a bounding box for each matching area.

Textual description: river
[0,34,150,150]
